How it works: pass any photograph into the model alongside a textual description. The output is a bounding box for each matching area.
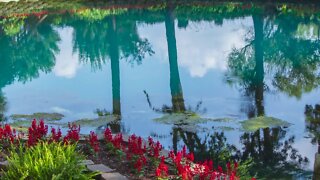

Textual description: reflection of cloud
[53,27,81,78]
[139,18,251,77]
[51,106,71,114]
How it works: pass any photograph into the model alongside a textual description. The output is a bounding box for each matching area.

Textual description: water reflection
[305,104,320,179]
[0,2,320,178]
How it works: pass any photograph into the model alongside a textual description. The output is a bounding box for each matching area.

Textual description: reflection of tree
[0,15,60,122]
[165,4,186,113]
[240,127,308,178]
[0,16,59,89]
[305,104,320,152]
[0,16,26,36]
[143,4,187,114]
[226,11,309,178]
[71,9,154,69]
[304,104,320,179]
[107,16,121,117]
[264,15,320,99]
[0,92,7,122]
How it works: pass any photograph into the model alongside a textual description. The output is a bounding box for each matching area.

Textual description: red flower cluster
[168,146,240,180]
[63,123,80,144]
[0,122,253,179]
[50,127,62,142]
[88,131,99,152]
[155,156,168,178]
[28,119,48,146]
[0,124,17,144]
[104,128,113,142]
[148,136,162,159]
[127,134,146,158]
[126,134,148,173]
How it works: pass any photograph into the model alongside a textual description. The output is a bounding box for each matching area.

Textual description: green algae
[240,116,291,132]
[10,112,64,121]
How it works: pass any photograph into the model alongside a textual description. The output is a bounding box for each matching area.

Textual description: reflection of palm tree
[227,12,309,178]
[165,4,186,113]
[70,10,154,133]
[108,16,121,117]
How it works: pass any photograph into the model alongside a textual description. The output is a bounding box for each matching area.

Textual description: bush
[1,141,98,180]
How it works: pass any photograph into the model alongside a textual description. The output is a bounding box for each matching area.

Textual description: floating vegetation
[10,112,64,121]
[67,115,119,127]
[94,108,111,117]
[240,116,291,132]
[154,113,233,125]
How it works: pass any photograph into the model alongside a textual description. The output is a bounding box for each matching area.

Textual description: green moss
[240,116,291,132]
[10,112,64,121]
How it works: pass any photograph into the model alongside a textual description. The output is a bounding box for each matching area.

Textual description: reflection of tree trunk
[314,151,320,180]
[108,16,121,116]
[253,14,265,117]
[173,128,178,153]
[0,91,6,121]
[165,6,186,113]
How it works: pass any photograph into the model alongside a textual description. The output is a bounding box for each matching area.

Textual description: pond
[0,1,320,179]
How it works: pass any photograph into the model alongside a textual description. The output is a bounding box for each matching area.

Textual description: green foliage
[75,8,127,22]
[0,17,25,36]
[2,142,99,180]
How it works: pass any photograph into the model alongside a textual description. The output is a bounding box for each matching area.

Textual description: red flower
[27,119,48,146]
[155,156,168,178]
[104,128,113,142]
[88,131,100,152]
[50,127,62,142]
[63,123,80,144]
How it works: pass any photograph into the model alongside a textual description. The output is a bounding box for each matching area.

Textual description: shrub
[2,141,98,180]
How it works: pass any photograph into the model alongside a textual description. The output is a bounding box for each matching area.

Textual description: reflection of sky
[1,16,317,172]
[53,27,82,79]
[139,18,251,77]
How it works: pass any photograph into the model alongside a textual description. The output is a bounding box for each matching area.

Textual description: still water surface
[0,3,320,178]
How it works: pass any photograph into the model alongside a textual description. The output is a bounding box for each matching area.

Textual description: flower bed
[0,119,255,179]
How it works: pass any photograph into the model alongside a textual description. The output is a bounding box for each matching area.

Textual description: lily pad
[240,116,291,132]
[154,113,232,125]
[10,112,64,121]
[65,115,119,127]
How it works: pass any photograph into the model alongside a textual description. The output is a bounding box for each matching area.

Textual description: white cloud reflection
[139,18,251,77]
[53,27,81,79]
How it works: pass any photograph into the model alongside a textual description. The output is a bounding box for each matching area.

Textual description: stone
[87,164,115,173]
[79,160,94,166]
[101,172,128,180]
